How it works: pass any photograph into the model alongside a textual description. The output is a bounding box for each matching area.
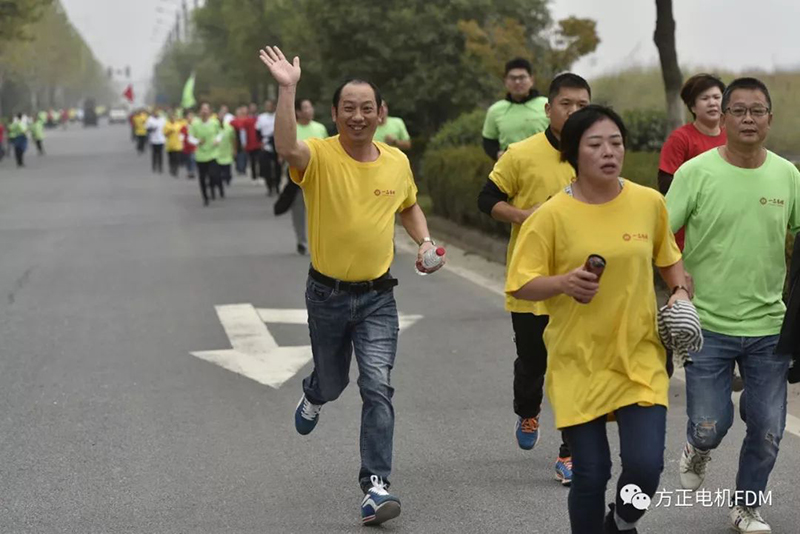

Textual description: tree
[460,15,599,96]
[0,0,52,44]
[653,0,684,132]
[300,0,553,134]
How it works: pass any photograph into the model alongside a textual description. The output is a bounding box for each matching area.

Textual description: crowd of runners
[254,46,798,534]
[5,44,798,534]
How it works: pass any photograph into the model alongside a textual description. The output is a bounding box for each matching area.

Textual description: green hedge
[421,144,508,236]
[621,152,660,190]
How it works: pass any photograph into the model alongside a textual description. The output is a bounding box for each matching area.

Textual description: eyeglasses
[724,106,771,118]
[506,74,530,83]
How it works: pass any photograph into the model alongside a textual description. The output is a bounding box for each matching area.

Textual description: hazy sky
[60,0,800,102]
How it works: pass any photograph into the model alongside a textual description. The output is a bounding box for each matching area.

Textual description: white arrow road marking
[256,308,424,330]
[191,304,424,389]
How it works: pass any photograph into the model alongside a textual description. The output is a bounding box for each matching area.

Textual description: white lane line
[398,234,800,439]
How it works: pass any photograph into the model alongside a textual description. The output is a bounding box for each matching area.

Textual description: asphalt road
[1,123,799,534]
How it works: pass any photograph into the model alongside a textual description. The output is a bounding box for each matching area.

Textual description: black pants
[14,145,24,167]
[35,140,44,155]
[260,149,281,193]
[512,312,570,458]
[218,163,232,185]
[197,160,223,203]
[167,151,182,177]
[136,135,147,154]
[247,149,260,180]
[151,144,164,173]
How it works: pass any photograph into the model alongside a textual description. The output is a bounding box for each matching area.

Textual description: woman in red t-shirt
[658,73,727,218]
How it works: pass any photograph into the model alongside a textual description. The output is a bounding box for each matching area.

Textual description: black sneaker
[605,504,638,533]
[297,243,307,255]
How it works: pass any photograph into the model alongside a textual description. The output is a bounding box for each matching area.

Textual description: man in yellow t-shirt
[477,73,591,485]
[163,110,186,177]
[259,45,444,526]
[132,109,149,155]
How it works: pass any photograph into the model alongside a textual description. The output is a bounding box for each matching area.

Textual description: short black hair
[331,79,382,110]
[295,98,312,112]
[680,74,725,118]
[548,73,592,102]
[560,105,627,173]
[504,58,532,77]
[722,77,772,112]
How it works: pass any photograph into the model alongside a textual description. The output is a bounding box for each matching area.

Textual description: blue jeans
[685,330,790,502]
[302,276,399,492]
[562,404,666,534]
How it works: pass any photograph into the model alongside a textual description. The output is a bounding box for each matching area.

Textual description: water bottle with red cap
[416,246,446,276]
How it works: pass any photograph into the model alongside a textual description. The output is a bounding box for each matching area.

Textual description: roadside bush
[421,144,508,236]
[621,152,660,190]
[426,109,486,151]
[621,108,668,152]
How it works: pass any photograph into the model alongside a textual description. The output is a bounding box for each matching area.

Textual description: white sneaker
[730,505,771,533]
[679,442,711,490]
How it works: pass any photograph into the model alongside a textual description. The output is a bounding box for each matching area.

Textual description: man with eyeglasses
[482,58,549,161]
[666,77,800,534]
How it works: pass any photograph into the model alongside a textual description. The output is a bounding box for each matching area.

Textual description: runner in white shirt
[145,110,168,174]
[255,99,280,195]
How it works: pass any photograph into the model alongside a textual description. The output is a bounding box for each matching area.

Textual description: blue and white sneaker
[555,456,573,486]
[515,416,540,450]
[294,395,321,435]
[360,475,401,526]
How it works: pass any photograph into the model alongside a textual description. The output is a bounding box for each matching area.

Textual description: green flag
[181,74,197,109]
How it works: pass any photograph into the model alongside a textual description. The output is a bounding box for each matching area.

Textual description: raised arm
[258,46,310,171]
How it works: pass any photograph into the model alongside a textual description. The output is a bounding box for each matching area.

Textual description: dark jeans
[185,152,196,176]
[14,145,24,167]
[35,140,44,155]
[197,160,222,203]
[151,143,164,173]
[512,312,570,457]
[563,404,666,534]
[235,151,247,174]
[685,331,789,503]
[168,151,182,176]
[302,275,399,492]
[136,135,147,154]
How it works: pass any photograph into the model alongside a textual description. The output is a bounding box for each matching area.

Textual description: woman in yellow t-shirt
[506,105,689,534]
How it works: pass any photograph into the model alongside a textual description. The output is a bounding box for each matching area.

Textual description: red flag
[123,85,134,103]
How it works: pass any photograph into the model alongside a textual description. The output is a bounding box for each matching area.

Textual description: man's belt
[309,267,398,294]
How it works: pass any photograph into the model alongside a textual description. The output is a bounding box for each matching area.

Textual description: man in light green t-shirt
[189,103,222,206]
[283,99,328,255]
[666,77,800,534]
[215,110,237,187]
[482,57,548,161]
[374,102,411,151]
[31,115,45,155]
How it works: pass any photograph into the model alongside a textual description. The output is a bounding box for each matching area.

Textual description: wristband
[418,237,435,247]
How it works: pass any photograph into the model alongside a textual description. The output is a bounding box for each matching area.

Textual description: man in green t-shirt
[32,115,45,155]
[482,58,548,161]
[374,102,411,151]
[279,98,328,255]
[667,77,800,534]
[215,110,237,187]
[189,103,222,206]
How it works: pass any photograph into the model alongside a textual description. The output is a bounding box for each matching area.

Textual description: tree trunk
[654,0,684,133]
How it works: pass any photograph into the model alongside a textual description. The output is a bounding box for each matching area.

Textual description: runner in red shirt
[182,110,197,179]
[230,108,262,181]
[658,73,727,250]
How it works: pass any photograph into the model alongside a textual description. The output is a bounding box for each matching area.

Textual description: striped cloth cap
[657,299,704,367]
